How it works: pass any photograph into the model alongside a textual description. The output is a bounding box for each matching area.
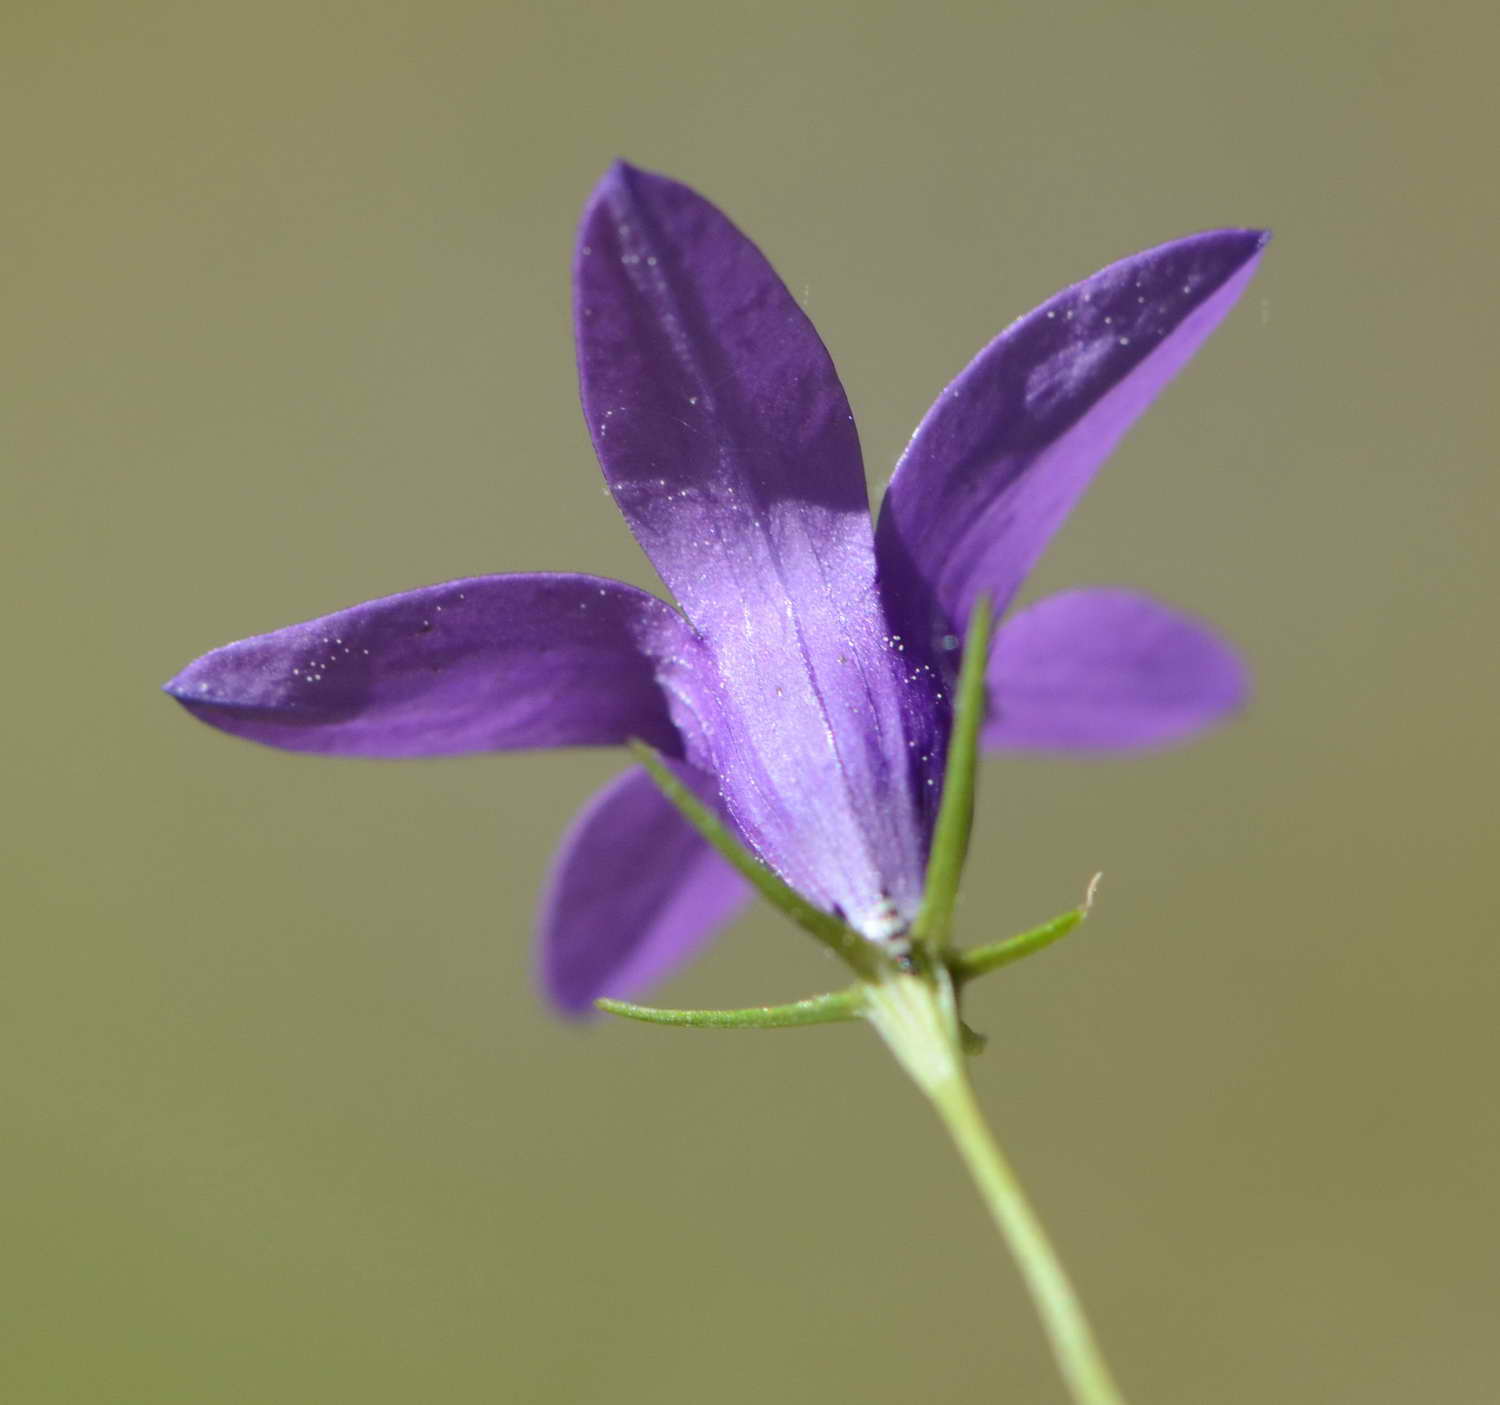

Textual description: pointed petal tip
[1236,226,1272,258]
[1214,225,1271,246]
[579,161,693,250]
[578,161,655,262]
[1149,225,1270,274]
[586,158,662,211]
[592,157,631,195]
[602,156,645,183]
[160,653,237,709]
[1211,225,1273,266]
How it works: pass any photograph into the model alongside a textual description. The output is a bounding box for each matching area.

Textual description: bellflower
[166,162,1265,1016]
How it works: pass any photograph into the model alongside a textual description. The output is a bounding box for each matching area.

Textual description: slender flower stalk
[926,1070,1128,1405]
[164,162,1267,1401]
[866,974,1126,1405]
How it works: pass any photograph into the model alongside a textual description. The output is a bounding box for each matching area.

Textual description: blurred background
[5,2,1496,1401]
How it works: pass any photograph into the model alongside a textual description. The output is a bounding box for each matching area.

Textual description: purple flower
[166,162,1266,1015]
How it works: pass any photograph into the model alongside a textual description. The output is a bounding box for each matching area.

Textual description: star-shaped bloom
[166,162,1266,1014]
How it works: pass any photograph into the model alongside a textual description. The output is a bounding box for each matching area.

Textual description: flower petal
[164,573,698,757]
[876,230,1268,650]
[574,160,872,631]
[983,589,1248,751]
[574,162,941,937]
[540,764,751,1015]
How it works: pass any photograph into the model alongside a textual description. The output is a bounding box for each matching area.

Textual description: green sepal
[596,987,864,1029]
[949,876,1100,986]
[627,740,878,976]
[913,596,995,953]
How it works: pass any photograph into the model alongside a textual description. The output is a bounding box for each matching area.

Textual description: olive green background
[5,2,1496,1401]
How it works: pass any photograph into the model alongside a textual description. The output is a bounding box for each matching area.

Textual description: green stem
[927,1072,1129,1405]
[864,973,1128,1405]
